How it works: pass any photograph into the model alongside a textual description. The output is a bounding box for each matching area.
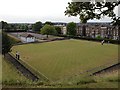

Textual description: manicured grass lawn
[2,57,29,86]
[11,40,118,81]
[79,71,119,88]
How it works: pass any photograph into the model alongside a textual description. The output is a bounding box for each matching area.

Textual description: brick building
[76,23,119,40]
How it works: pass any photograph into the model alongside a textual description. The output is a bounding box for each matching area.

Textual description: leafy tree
[33,21,42,32]
[44,21,53,25]
[1,21,9,31]
[25,25,28,31]
[65,1,120,39]
[41,25,56,38]
[21,25,25,30]
[55,26,62,35]
[2,32,12,56]
[10,24,16,31]
[65,1,120,24]
[67,22,76,36]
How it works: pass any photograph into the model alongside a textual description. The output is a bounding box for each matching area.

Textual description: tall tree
[44,21,53,25]
[55,26,62,35]
[65,1,120,39]
[25,25,28,31]
[33,21,42,32]
[1,21,9,31]
[2,32,12,56]
[65,1,120,24]
[67,22,76,36]
[41,25,56,38]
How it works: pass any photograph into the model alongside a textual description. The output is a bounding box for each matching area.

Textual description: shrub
[76,77,96,85]
[96,35,102,39]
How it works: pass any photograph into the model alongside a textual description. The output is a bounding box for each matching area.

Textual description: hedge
[57,35,119,44]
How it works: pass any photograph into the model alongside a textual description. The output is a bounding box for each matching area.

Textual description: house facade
[76,23,119,40]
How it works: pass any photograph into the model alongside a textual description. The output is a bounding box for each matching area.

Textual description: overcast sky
[0,0,118,23]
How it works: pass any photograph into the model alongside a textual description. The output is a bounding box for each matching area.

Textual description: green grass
[2,56,119,88]
[11,39,118,82]
[7,34,21,44]
[2,57,30,86]
[81,71,119,88]
[42,71,119,88]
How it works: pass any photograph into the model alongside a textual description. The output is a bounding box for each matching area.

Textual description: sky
[0,0,119,23]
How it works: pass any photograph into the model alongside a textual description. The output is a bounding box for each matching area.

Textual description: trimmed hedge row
[57,35,119,44]
[5,30,27,32]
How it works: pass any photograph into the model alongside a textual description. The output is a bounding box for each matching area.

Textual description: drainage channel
[5,53,39,81]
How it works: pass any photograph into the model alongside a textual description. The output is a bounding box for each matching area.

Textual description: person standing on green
[101,40,105,45]
[16,51,18,59]
[17,52,20,60]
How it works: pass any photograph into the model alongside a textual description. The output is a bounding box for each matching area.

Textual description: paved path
[5,53,39,81]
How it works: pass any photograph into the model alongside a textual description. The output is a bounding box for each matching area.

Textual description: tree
[65,1,120,24]
[2,32,12,56]
[67,22,76,36]
[25,25,28,31]
[21,25,26,30]
[1,21,9,31]
[44,21,53,25]
[55,26,62,35]
[33,21,42,32]
[41,25,56,38]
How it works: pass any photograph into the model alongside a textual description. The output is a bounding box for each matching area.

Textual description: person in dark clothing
[16,51,18,59]
[17,52,20,60]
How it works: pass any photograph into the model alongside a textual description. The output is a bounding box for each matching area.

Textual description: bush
[76,77,96,85]
[96,35,102,39]
[2,79,24,85]
[5,30,27,32]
